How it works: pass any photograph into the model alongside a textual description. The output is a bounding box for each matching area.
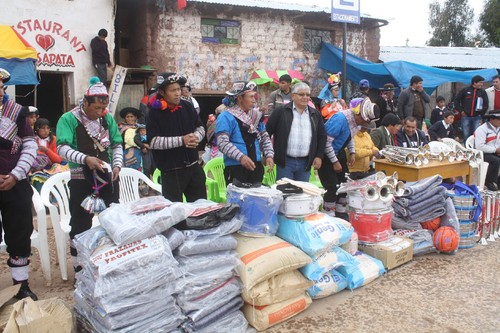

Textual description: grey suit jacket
[370,126,393,150]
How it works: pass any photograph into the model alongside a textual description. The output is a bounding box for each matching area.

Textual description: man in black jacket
[266,82,326,181]
[454,75,489,141]
[428,110,458,141]
[90,29,111,84]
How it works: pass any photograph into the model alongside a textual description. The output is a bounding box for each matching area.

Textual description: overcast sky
[279,0,486,46]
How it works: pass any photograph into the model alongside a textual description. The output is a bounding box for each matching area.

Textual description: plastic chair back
[119,168,162,203]
[203,157,226,202]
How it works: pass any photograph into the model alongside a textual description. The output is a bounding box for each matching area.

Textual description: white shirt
[286,104,312,158]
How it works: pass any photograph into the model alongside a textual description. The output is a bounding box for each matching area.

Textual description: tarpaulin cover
[250,69,304,86]
[0,26,38,85]
[318,42,497,94]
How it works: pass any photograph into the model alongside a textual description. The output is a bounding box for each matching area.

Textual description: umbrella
[249,69,304,86]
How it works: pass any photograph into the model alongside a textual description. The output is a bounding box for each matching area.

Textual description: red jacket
[37,135,62,164]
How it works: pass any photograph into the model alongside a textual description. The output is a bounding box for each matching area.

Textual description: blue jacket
[324,112,351,154]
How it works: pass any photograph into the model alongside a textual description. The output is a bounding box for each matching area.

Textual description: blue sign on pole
[331,0,360,24]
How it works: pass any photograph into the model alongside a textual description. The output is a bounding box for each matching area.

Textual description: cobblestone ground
[1,230,499,333]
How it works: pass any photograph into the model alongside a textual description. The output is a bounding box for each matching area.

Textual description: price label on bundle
[90,235,165,275]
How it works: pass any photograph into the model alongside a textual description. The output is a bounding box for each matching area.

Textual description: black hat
[484,110,500,119]
[156,72,187,91]
[225,81,257,96]
[380,83,396,91]
[119,107,142,119]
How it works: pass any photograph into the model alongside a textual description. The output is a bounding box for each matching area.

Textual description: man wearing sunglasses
[216,81,274,184]
[266,82,326,181]
[0,68,39,300]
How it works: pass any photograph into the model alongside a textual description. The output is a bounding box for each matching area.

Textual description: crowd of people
[1,59,499,302]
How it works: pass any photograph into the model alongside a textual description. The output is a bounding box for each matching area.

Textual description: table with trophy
[374,144,480,185]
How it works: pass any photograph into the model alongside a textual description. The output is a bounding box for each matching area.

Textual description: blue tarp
[318,42,498,96]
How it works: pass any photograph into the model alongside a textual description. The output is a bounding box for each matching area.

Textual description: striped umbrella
[249,70,304,86]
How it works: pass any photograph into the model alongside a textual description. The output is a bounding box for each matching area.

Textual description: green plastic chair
[262,165,277,186]
[151,168,187,202]
[310,168,323,188]
[203,157,227,203]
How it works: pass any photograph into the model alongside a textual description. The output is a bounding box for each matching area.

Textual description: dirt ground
[1,228,499,333]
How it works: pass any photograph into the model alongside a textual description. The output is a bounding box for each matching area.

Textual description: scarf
[227,105,262,135]
[71,105,110,150]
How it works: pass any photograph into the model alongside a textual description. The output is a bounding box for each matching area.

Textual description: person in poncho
[216,81,274,184]
[56,77,123,272]
[0,68,39,300]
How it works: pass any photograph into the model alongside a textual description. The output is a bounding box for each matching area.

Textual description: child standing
[134,124,153,178]
[430,96,448,125]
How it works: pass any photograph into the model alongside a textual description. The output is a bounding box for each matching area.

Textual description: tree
[480,0,500,47]
[427,0,474,46]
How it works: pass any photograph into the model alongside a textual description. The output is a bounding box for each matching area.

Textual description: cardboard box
[359,236,414,270]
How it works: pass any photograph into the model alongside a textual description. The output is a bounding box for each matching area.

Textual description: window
[304,28,332,54]
[201,18,240,44]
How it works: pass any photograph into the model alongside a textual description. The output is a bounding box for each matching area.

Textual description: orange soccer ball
[433,226,459,253]
[421,217,441,231]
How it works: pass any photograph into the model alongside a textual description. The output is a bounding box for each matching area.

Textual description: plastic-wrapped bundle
[176,267,236,303]
[178,201,240,230]
[307,270,347,299]
[300,246,357,281]
[196,310,248,333]
[73,226,114,260]
[176,250,241,275]
[99,200,196,246]
[163,227,185,251]
[183,296,244,332]
[175,234,238,256]
[74,288,183,331]
[242,270,313,306]
[181,216,244,240]
[336,252,385,290]
[277,212,354,256]
[178,277,241,318]
[394,229,436,256]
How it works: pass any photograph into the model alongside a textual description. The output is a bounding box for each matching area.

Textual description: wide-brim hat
[351,97,380,123]
[119,107,142,119]
[380,83,397,91]
[0,68,10,83]
[156,72,187,90]
[225,81,257,96]
[485,110,500,119]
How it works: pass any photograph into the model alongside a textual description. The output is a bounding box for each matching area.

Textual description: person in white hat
[0,68,39,300]
[320,97,380,217]
[474,109,500,191]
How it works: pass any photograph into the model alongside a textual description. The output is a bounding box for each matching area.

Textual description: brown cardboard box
[359,236,414,270]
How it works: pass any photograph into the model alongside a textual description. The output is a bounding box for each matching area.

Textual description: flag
[178,0,186,10]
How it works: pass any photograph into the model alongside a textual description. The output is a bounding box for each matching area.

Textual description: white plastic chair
[118,167,161,203]
[465,135,474,149]
[1,186,51,284]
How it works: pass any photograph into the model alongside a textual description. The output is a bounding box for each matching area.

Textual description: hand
[38,145,48,153]
[240,155,256,171]
[372,149,379,158]
[112,167,120,182]
[495,148,500,155]
[0,174,17,191]
[339,99,347,109]
[348,154,356,167]
[312,157,322,170]
[461,111,466,116]
[85,156,105,172]
[142,148,148,154]
[333,161,342,173]
[183,133,199,149]
[265,157,274,172]
[143,143,150,149]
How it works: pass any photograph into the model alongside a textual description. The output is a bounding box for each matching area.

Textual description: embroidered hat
[327,72,341,90]
[28,106,39,115]
[225,81,257,96]
[0,68,11,83]
[85,77,108,97]
[156,72,187,90]
[351,97,380,122]
[359,79,370,89]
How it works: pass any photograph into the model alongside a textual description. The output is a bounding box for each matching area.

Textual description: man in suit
[370,113,401,150]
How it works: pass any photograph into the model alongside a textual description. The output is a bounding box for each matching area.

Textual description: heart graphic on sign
[35,34,55,51]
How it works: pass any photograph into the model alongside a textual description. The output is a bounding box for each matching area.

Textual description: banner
[107,65,127,116]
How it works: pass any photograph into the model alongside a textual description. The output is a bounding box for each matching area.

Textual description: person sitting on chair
[395,116,429,148]
[428,110,459,142]
[474,109,500,191]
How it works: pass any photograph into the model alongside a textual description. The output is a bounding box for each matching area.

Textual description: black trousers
[69,179,119,240]
[0,179,33,257]
[318,150,348,203]
[224,163,264,185]
[483,153,500,185]
[161,163,207,202]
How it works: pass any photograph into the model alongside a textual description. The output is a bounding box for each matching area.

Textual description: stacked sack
[173,201,249,332]
[227,182,314,331]
[74,196,196,332]
[73,227,184,332]
[392,176,461,255]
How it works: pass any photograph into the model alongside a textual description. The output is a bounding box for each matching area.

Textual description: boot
[14,280,38,301]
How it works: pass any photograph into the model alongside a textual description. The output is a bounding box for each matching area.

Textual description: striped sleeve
[150,136,184,150]
[57,144,87,165]
[111,144,123,169]
[325,136,338,164]
[217,132,244,162]
[10,136,37,181]
[259,130,274,158]
[194,126,205,142]
[347,137,355,155]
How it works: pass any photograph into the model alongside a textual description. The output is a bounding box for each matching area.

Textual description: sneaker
[15,281,38,301]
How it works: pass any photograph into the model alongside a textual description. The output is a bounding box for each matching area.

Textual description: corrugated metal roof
[189,0,385,21]
[380,46,500,69]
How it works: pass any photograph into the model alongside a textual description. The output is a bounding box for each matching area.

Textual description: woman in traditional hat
[320,72,347,121]
[119,107,143,170]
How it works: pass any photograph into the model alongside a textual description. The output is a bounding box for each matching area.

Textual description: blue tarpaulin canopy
[318,42,498,96]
